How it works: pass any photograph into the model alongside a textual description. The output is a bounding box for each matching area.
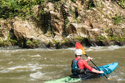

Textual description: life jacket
[71,59,80,75]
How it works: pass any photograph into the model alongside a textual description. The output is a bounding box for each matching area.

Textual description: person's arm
[92,68,104,73]
[85,57,104,74]
[85,57,92,62]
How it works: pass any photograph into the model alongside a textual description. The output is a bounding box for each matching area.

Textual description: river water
[0,45,125,83]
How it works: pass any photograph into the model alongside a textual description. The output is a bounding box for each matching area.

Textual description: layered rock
[0,0,125,48]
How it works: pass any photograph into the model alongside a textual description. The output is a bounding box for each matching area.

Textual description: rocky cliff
[0,0,125,48]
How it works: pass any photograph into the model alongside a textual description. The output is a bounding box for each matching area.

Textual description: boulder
[13,21,38,40]
[13,20,46,48]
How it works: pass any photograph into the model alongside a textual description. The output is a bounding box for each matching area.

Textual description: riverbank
[0,0,125,48]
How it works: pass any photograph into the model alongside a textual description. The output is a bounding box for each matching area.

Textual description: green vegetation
[68,5,74,15]
[85,0,95,10]
[0,38,17,47]
[26,40,33,46]
[74,36,83,41]
[63,38,69,43]
[117,0,125,9]
[95,35,106,41]
[0,0,46,19]
[26,39,40,46]
[65,18,68,26]
[0,0,65,19]
[112,13,123,25]
[47,39,61,48]
[0,39,3,46]
[109,35,124,42]
[106,30,125,42]
[71,0,76,3]
[9,38,17,45]
[52,39,60,45]
[97,1,104,7]
[52,0,61,2]
[55,1,60,9]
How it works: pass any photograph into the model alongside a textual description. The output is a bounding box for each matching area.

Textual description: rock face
[0,0,125,48]
[0,20,12,46]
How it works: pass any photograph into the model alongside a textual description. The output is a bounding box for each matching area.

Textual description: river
[0,45,125,83]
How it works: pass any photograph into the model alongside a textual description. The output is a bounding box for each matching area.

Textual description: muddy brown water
[0,46,125,83]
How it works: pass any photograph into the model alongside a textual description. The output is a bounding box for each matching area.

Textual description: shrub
[0,39,3,46]
[0,0,46,19]
[71,0,76,3]
[26,40,33,46]
[9,39,17,45]
[117,0,125,9]
[112,13,123,25]
[96,36,106,41]
[26,39,40,46]
[74,36,83,41]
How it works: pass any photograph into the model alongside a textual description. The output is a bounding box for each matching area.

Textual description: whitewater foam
[30,71,44,79]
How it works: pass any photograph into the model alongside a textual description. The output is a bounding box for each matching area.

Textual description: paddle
[75,42,110,80]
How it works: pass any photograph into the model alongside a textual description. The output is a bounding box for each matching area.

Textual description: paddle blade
[75,42,85,54]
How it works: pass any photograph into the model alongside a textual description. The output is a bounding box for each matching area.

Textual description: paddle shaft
[85,54,108,78]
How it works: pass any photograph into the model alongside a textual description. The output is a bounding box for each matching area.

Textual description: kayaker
[71,49,104,75]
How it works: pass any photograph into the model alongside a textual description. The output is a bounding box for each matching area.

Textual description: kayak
[44,62,118,83]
